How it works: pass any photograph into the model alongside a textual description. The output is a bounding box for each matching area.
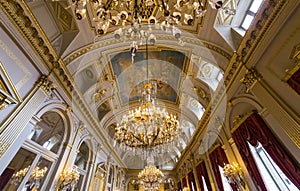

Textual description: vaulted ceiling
[25,0,240,169]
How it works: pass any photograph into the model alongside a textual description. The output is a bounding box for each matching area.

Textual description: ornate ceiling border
[63,35,232,66]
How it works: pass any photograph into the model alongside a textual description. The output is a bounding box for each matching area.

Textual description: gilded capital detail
[240,68,262,92]
[36,75,55,94]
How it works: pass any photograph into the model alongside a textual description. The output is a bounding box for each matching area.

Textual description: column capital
[36,75,55,94]
[240,68,262,92]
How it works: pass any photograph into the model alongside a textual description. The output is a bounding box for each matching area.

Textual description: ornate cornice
[223,0,286,88]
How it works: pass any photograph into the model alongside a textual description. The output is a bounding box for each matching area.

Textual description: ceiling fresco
[110,49,188,104]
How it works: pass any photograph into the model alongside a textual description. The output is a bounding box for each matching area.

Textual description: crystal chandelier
[114,38,181,152]
[71,0,236,36]
[138,165,164,191]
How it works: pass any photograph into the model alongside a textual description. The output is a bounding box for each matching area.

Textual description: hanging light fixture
[10,165,48,189]
[223,163,245,190]
[114,37,182,153]
[138,156,164,191]
[71,0,236,36]
[59,167,80,191]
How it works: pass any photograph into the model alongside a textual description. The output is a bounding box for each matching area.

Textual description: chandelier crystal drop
[71,0,236,36]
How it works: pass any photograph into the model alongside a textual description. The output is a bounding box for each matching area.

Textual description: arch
[35,102,75,143]
[225,95,263,136]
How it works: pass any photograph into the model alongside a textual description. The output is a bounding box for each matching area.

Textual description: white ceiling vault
[24,0,240,169]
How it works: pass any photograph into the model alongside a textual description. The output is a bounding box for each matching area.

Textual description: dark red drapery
[0,168,15,190]
[178,181,182,191]
[188,171,197,191]
[209,146,237,191]
[195,161,212,191]
[232,112,300,190]
[287,68,300,95]
[182,177,187,188]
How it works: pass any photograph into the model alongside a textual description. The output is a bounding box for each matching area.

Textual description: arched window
[232,112,300,191]
[74,141,91,191]
[29,111,64,154]
[0,110,67,191]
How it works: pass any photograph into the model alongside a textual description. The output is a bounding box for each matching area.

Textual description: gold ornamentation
[240,68,262,92]
[223,163,245,190]
[58,168,80,191]
[289,43,300,62]
[36,75,55,94]
[193,86,208,99]
[93,88,107,102]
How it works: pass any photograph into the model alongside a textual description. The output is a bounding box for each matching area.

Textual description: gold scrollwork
[93,88,107,102]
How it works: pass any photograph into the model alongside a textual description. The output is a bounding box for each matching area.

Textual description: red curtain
[178,181,182,191]
[182,177,187,188]
[0,168,15,190]
[287,68,300,95]
[209,146,237,191]
[188,171,197,191]
[232,112,300,190]
[196,162,212,191]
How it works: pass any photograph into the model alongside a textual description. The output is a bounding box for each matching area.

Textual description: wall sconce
[59,167,80,191]
[223,163,245,190]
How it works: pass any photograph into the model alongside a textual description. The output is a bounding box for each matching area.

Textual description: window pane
[249,0,264,13]
[242,15,254,29]
[249,143,299,191]
[31,111,64,154]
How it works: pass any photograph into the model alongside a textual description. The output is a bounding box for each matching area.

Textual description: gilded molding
[63,35,232,65]
[240,68,262,92]
[289,42,300,62]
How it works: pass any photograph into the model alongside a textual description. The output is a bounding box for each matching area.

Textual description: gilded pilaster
[0,75,54,159]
